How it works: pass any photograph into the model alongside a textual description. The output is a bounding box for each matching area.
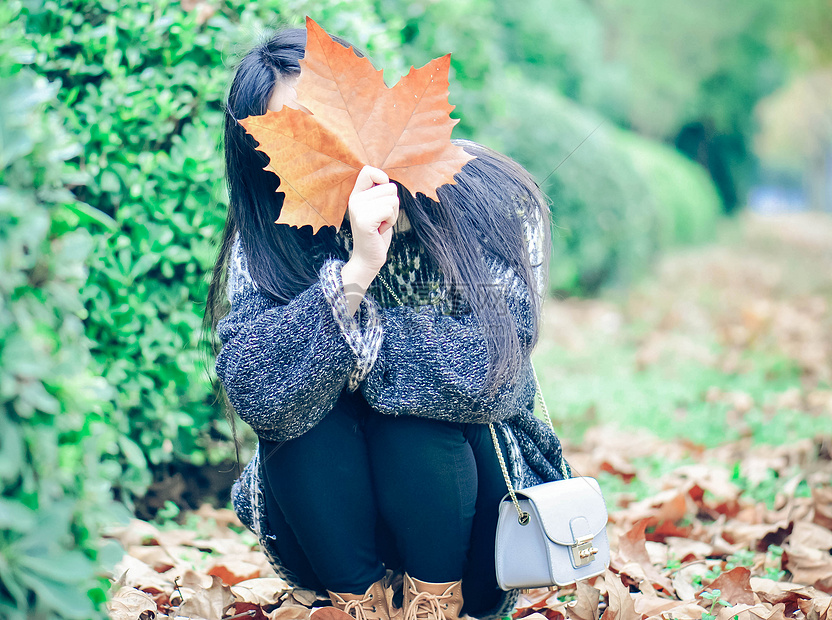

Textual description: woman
[206,26,569,620]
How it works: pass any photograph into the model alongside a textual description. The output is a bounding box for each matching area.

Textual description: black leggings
[259,385,511,616]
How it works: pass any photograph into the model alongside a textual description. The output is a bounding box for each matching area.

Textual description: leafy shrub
[616,131,722,248]
[0,5,130,618]
[479,76,661,294]
[373,0,721,295]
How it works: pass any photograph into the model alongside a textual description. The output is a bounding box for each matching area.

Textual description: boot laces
[342,593,377,620]
[404,590,451,620]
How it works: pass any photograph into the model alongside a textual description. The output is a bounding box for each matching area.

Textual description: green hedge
[477,77,660,294]
[616,131,722,248]
[2,1,395,617]
[0,5,130,618]
[372,0,722,295]
[477,77,722,294]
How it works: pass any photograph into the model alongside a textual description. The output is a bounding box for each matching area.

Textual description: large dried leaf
[175,571,235,619]
[615,520,675,595]
[106,586,158,620]
[750,578,815,614]
[207,558,261,585]
[566,582,601,620]
[231,578,291,606]
[600,572,640,620]
[697,567,755,606]
[799,594,832,620]
[791,521,832,551]
[240,17,474,233]
[784,543,832,593]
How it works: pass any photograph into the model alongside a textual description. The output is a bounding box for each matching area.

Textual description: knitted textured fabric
[334,225,466,316]
[218,209,565,620]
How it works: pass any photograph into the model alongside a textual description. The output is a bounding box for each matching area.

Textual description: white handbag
[489,367,610,590]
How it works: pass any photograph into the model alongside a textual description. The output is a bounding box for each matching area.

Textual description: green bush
[615,131,722,248]
[478,76,661,294]
[0,5,130,618]
[373,0,722,295]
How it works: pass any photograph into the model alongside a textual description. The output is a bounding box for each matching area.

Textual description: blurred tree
[755,70,832,212]
[588,0,789,213]
[781,0,832,68]
[378,0,811,213]
[373,0,722,292]
[498,0,629,122]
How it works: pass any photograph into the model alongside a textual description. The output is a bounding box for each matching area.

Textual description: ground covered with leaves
[102,213,832,620]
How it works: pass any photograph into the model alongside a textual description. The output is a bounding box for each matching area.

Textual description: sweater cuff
[320,258,383,391]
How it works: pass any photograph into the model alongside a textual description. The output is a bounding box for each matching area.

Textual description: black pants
[259,385,511,617]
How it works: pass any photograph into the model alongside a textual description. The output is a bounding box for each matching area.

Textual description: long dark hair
[204,27,551,465]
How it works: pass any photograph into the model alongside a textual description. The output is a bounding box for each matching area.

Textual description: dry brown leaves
[102,504,325,620]
[101,426,832,620]
[511,424,832,620]
[539,214,832,398]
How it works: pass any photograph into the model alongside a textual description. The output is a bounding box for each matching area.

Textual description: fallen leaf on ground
[207,558,262,586]
[232,578,292,606]
[615,521,675,595]
[791,521,832,551]
[106,586,158,620]
[798,594,832,620]
[601,572,640,620]
[271,605,313,620]
[566,581,600,620]
[784,544,832,593]
[697,566,755,606]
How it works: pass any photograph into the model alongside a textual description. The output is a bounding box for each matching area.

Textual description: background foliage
[0,7,130,618]
[2,0,824,616]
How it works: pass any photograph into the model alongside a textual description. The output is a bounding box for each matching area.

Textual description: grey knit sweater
[218,210,569,620]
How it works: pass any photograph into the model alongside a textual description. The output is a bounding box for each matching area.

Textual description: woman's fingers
[352,165,389,194]
[346,166,400,271]
[348,172,399,231]
[358,181,398,200]
[377,202,400,235]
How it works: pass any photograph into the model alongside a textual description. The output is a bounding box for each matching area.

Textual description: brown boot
[402,573,465,620]
[326,578,392,620]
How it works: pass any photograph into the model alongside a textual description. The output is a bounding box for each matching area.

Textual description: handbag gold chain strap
[377,273,561,523]
[488,364,557,525]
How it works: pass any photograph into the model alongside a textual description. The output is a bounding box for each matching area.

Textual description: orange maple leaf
[239,16,475,234]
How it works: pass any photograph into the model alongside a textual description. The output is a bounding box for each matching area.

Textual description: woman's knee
[364,413,479,580]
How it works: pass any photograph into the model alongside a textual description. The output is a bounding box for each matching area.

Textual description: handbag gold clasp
[571,535,599,567]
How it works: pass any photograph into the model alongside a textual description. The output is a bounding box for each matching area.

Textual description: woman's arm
[359,203,546,423]
[216,166,398,441]
[359,252,538,423]
[214,237,382,442]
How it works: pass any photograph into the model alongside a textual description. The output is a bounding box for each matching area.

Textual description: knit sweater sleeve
[360,210,545,423]
[360,254,536,422]
[214,237,382,442]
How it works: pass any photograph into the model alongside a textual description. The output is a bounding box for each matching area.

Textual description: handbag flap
[514,477,608,545]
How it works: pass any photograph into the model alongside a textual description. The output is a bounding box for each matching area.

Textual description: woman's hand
[346,165,399,272]
[340,166,399,316]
